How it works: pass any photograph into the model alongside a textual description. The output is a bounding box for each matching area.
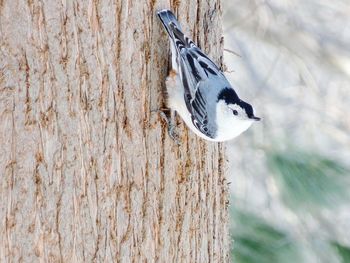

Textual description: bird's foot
[157,109,180,145]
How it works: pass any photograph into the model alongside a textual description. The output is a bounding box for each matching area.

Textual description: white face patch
[215,101,254,141]
[227,104,249,120]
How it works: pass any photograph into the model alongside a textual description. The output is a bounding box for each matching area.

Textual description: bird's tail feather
[157,9,182,36]
[157,9,194,53]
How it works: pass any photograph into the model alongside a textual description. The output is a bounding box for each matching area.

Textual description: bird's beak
[251,116,261,121]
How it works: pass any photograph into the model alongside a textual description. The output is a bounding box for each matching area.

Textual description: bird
[157,9,260,142]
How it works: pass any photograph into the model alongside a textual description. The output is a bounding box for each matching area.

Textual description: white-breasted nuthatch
[157,9,260,142]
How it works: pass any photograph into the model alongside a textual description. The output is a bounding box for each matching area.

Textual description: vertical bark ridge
[0,0,228,262]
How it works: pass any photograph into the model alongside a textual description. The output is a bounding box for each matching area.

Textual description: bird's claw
[157,110,181,145]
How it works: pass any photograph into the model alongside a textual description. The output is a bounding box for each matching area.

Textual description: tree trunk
[0,0,228,262]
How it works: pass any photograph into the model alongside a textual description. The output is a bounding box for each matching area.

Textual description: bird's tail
[157,9,194,55]
[157,9,183,36]
[158,9,193,70]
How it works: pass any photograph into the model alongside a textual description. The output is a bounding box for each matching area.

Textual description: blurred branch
[267,149,350,211]
[331,242,350,263]
[230,208,300,263]
[224,48,242,57]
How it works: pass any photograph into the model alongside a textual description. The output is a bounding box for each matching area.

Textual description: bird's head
[215,87,260,141]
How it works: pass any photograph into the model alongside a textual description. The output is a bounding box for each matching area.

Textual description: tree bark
[0,0,228,262]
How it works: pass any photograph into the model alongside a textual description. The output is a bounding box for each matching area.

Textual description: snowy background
[223,1,350,262]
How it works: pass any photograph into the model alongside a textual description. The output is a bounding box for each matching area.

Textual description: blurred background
[222,0,350,262]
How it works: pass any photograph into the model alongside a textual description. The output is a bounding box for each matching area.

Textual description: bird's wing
[172,26,225,138]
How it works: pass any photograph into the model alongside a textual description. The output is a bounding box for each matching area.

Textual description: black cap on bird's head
[217,87,261,121]
[241,101,261,121]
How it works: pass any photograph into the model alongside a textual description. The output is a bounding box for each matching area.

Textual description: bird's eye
[232,110,238,116]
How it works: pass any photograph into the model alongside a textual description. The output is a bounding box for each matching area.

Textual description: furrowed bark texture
[0,0,228,262]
